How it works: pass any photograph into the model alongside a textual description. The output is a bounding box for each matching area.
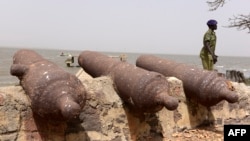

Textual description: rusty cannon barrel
[78,51,179,113]
[10,49,86,122]
[136,55,239,107]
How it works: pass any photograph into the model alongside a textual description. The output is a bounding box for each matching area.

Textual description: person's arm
[204,41,218,64]
[204,41,214,55]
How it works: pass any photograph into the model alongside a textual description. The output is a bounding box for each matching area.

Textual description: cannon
[78,51,179,113]
[136,55,239,107]
[10,49,86,122]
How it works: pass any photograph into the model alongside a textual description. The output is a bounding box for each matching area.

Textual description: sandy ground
[167,125,223,141]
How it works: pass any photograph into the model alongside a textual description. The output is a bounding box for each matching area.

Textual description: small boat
[109,54,127,62]
[60,52,127,67]
[60,52,79,67]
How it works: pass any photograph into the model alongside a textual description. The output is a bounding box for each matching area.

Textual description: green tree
[207,0,250,33]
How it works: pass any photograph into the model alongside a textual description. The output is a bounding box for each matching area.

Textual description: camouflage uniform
[200,29,216,70]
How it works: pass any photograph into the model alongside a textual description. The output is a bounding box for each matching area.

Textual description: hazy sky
[0,0,249,57]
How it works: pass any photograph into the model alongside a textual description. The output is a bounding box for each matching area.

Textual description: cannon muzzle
[136,54,239,107]
[10,49,86,122]
[78,51,179,113]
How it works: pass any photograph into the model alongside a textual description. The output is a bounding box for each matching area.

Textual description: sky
[0,0,249,57]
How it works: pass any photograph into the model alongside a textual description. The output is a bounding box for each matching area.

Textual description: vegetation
[207,0,250,33]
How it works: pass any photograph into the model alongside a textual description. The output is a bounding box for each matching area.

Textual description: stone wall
[0,69,250,141]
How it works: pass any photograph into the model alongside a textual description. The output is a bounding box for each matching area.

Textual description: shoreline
[1,47,250,87]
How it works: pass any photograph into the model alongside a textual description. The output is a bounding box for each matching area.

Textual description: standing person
[200,19,218,70]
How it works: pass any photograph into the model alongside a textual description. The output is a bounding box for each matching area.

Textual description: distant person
[200,19,218,70]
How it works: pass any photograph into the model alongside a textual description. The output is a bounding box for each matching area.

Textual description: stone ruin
[0,68,250,141]
[0,51,250,141]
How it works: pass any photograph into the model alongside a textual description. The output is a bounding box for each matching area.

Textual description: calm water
[1,47,250,86]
